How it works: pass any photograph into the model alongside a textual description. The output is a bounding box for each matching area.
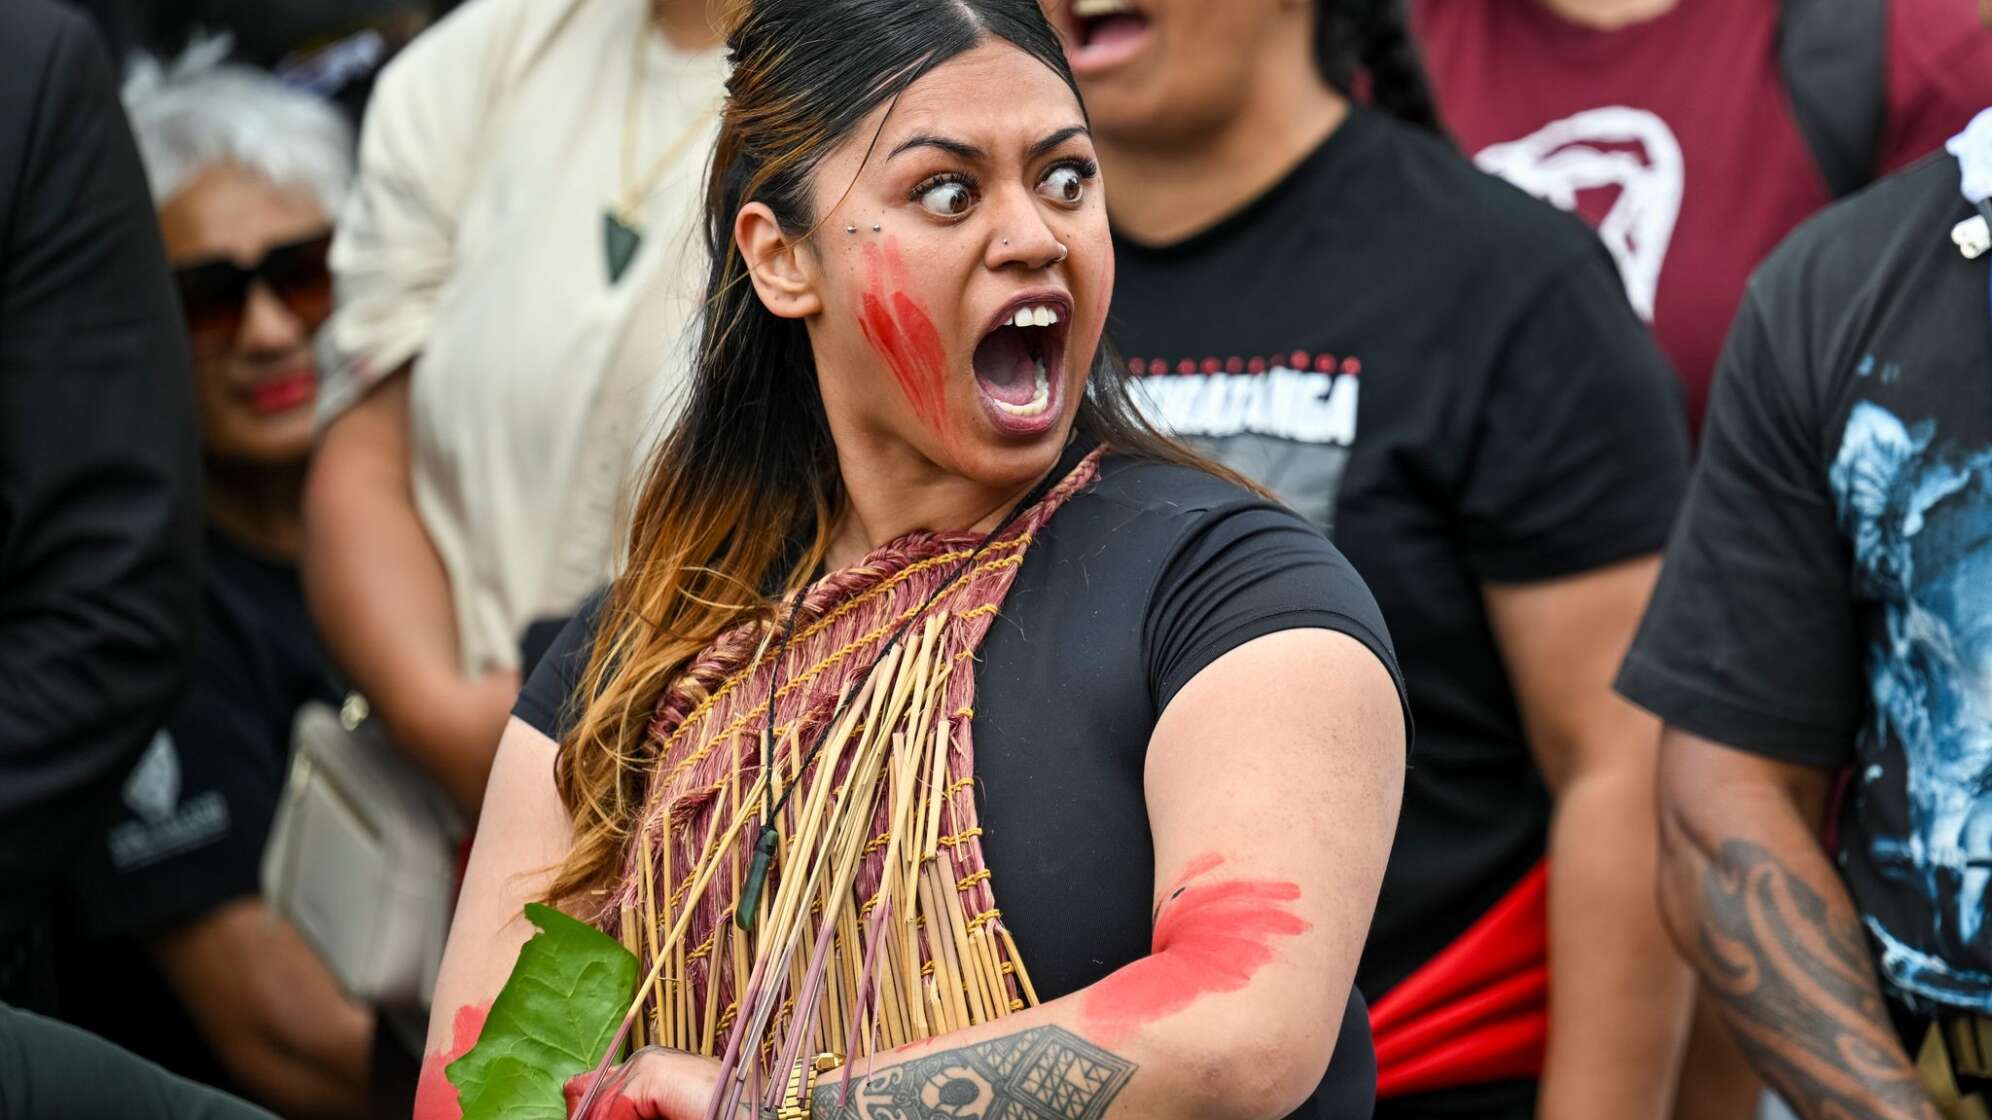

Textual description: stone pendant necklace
[605,24,717,284]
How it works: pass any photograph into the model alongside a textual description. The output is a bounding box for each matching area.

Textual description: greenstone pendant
[603,209,643,284]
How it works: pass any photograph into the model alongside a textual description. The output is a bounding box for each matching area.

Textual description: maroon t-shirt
[1412,0,1992,426]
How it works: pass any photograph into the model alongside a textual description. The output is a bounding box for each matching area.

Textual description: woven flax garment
[599,449,1105,1108]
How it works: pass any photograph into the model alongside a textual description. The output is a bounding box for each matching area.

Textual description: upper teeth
[1072,0,1135,16]
[1012,304,1061,329]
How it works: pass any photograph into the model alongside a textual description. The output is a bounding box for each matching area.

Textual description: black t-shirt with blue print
[1620,150,1992,1012]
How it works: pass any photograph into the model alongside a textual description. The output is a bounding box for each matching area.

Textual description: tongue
[1084,13,1148,48]
[972,326,1039,406]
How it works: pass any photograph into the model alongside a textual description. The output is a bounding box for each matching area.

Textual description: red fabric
[1371,860,1548,1099]
[1411,0,1992,430]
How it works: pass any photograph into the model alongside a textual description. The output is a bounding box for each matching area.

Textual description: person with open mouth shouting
[1044,0,1698,1117]
[416,2,1410,1119]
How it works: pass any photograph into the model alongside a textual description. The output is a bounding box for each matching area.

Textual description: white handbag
[262,695,463,1008]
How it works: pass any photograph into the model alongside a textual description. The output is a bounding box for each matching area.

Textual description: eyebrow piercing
[872,224,881,232]
[846,225,857,234]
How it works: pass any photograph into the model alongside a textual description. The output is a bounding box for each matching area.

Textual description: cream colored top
[317,0,725,673]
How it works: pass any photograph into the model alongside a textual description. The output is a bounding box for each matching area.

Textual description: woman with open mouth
[413,1,1409,1118]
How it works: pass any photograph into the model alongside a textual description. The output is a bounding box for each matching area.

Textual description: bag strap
[1779,0,1888,199]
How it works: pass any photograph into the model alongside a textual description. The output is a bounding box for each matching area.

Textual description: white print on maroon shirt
[1474,106,1684,322]
[1126,352,1359,534]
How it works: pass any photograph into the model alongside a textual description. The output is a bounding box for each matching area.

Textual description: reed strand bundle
[586,450,1102,1118]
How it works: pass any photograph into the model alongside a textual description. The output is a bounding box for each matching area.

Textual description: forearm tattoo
[808,1025,1136,1120]
[1696,840,1937,1120]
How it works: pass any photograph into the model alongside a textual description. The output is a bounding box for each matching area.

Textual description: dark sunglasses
[172,231,334,346]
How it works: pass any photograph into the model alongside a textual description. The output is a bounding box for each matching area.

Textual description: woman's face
[1041,0,1309,146]
[159,165,331,469]
[747,39,1112,494]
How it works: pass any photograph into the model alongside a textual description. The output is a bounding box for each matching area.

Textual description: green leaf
[447,902,639,1120]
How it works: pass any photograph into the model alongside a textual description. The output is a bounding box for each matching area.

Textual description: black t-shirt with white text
[1620,152,1992,1012]
[1109,108,1691,1114]
[57,526,341,1092]
[518,443,1410,1119]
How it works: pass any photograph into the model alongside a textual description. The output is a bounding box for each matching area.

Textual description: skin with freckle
[1083,855,1312,1046]
[412,1002,489,1120]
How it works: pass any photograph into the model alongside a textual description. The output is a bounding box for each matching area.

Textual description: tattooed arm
[1655,727,1939,1120]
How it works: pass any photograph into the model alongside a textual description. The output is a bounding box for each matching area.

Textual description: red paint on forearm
[1081,855,1311,1045]
[857,239,949,433]
[412,1002,490,1120]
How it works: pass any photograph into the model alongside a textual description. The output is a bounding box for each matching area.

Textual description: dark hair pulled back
[552,0,1218,904]
[1314,0,1445,133]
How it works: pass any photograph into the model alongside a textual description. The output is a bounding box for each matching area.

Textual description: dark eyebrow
[1027,126,1089,160]
[885,125,1091,164]
[887,133,987,162]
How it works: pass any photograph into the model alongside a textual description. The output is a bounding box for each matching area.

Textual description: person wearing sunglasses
[52,48,374,1120]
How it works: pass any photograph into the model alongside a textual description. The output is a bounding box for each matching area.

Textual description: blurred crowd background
[4,0,1992,1117]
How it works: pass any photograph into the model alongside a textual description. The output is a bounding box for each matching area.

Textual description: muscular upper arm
[1657,726,1836,858]
[423,717,573,1058]
[1482,555,1664,792]
[1137,628,1404,1094]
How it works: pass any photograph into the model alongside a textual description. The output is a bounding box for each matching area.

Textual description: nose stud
[1054,243,1068,263]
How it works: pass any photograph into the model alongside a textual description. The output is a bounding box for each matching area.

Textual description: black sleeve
[0,4,203,812]
[68,648,287,941]
[1144,502,1409,722]
[1616,283,1862,767]
[1457,251,1692,582]
[514,589,609,741]
[0,1003,278,1120]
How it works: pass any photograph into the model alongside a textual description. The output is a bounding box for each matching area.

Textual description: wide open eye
[916,177,977,218]
[1036,163,1091,207]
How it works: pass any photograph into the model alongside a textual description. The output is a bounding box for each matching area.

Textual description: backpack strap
[1779,0,1888,198]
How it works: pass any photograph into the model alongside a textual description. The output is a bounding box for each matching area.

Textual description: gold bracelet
[774,1053,840,1119]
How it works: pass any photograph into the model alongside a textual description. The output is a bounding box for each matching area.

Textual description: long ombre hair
[549,0,1223,907]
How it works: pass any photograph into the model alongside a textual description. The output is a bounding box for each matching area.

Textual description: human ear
[735,201,822,320]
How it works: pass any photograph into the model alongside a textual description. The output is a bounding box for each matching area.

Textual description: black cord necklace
[733,474,1061,932]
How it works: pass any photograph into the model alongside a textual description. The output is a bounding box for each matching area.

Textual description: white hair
[122,36,355,214]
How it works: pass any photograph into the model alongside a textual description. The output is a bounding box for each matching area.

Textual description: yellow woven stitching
[860,893,883,918]
[717,1002,738,1033]
[953,706,974,720]
[684,907,735,961]
[920,961,936,977]
[999,963,1015,975]
[1009,999,1026,1011]
[944,777,976,799]
[661,550,1028,786]
[660,537,1033,750]
[937,827,983,847]
[862,831,892,856]
[967,908,1002,932]
[956,603,1000,622]
[956,869,991,891]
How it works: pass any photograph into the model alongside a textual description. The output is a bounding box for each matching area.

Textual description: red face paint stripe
[857,239,951,436]
[413,1002,490,1120]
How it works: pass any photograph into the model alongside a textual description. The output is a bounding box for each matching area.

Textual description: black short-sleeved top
[1106,107,1689,1061]
[56,526,342,1090]
[518,444,1409,1119]
[1618,151,1992,1013]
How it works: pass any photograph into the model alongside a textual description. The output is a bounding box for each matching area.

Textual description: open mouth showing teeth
[1068,0,1150,57]
[972,302,1067,423]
